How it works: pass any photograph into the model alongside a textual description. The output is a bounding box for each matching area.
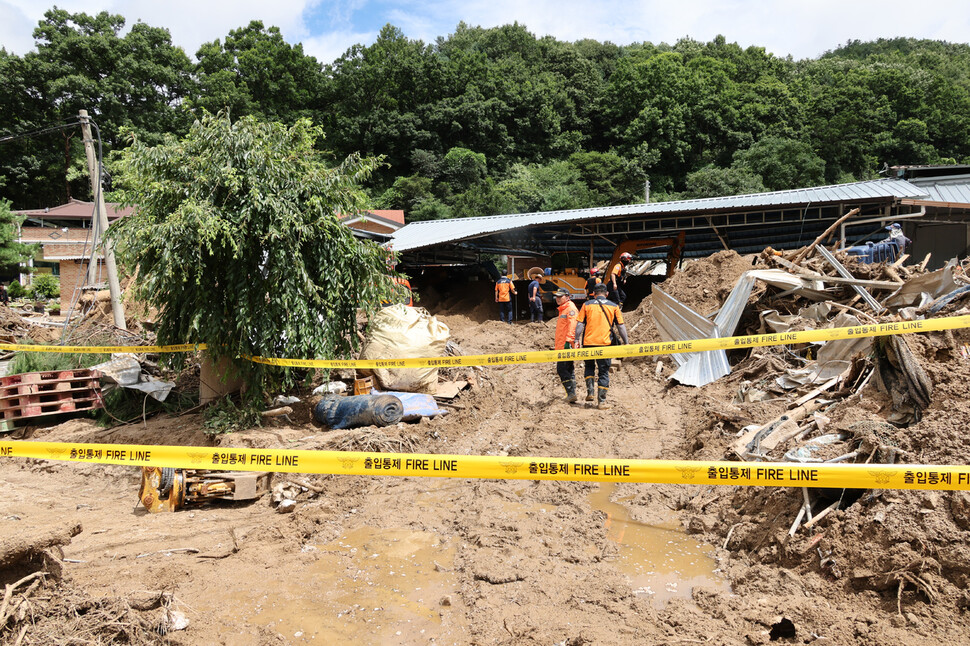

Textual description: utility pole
[79,109,126,329]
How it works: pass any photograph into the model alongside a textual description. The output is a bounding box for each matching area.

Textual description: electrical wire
[0,120,82,145]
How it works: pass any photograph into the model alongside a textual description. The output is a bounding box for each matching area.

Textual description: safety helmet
[619,252,633,262]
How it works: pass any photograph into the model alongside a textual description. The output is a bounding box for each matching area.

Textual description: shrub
[27,274,60,300]
[7,280,25,298]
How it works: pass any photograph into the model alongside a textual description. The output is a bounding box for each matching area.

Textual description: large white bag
[359,305,450,393]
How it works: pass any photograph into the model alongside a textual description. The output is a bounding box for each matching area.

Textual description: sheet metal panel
[909,178,970,205]
[390,179,928,252]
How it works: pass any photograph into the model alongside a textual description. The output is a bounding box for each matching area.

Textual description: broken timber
[733,401,824,460]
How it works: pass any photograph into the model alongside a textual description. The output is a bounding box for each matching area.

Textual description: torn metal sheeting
[90,354,176,402]
[816,313,873,365]
[883,258,959,310]
[713,269,832,339]
[776,313,869,390]
[652,269,833,387]
[758,309,805,334]
[650,287,730,386]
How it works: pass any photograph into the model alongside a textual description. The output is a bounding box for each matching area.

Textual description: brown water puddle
[197,524,469,645]
[589,482,731,604]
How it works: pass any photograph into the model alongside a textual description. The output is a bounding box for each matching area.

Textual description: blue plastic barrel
[844,240,902,264]
[313,394,404,429]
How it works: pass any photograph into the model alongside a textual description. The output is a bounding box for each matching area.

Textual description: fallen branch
[0,572,45,625]
[803,500,842,529]
[792,208,860,264]
[284,478,327,494]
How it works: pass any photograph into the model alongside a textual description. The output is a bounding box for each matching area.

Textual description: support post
[78,109,126,329]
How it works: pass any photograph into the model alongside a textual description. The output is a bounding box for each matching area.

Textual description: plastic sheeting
[90,354,176,402]
[372,389,450,421]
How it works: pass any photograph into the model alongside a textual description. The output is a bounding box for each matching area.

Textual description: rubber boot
[585,377,596,401]
[597,386,611,410]
[562,379,578,404]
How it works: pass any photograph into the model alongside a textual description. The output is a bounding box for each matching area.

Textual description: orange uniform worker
[553,288,580,403]
[575,283,629,409]
[495,274,517,324]
[584,268,602,299]
[608,252,632,306]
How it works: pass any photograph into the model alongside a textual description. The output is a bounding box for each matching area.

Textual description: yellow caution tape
[0,342,207,354]
[2,441,969,491]
[2,314,968,369]
[248,314,970,369]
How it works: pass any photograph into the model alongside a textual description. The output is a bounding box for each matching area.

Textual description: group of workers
[552,283,628,410]
[494,252,635,409]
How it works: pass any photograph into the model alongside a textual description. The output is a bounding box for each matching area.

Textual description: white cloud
[0,1,36,54]
[0,0,319,56]
[301,29,376,64]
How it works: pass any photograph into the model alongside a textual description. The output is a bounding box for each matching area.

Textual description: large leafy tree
[108,113,391,394]
[193,21,325,122]
[0,8,194,208]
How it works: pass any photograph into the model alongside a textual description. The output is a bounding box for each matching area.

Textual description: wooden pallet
[0,369,103,426]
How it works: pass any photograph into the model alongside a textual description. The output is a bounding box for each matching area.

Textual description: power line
[0,120,82,145]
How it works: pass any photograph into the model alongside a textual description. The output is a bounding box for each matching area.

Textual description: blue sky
[2,0,969,64]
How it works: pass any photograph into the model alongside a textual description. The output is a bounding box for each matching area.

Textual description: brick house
[11,204,403,304]
[14,199,132,304]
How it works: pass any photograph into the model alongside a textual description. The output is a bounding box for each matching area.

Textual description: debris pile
[638,232,970,600]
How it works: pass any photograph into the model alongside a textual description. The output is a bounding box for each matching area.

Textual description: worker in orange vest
[553,288,580,403]
[608,252,632,306]
[585,268,602,299]
[380,275,413,307]
[495,274,517,324]
[575,283,628,409]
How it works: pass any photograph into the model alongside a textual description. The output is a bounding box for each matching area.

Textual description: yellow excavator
[532,233,687,307]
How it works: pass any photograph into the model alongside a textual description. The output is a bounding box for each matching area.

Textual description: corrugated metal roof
[390,179,928,252]
[906,175,970,205]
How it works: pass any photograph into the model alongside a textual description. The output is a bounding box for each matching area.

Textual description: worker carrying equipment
[575,283,629,409]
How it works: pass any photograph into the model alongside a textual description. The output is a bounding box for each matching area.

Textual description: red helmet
[619,252,633,262]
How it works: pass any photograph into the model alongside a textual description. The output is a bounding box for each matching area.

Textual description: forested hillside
[3,8,970,218]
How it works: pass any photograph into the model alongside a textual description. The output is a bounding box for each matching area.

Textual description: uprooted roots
[1,576,178,645]
[880,558,941,614]
[326,429,417,453]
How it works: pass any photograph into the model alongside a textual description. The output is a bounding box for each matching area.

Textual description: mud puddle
[590,483,730,604]
[196,524,469,645]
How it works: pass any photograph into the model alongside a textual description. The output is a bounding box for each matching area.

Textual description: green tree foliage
[0,8,194,208]
[108,113,391,395]
[682,166,765,199]
[732,137,826,191]
[4,13,970,219]
[193,21,324,122]
[0,200,38,269]
[27,273,60,299]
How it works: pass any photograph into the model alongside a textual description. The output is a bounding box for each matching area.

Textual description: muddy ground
[4,255,970,645]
